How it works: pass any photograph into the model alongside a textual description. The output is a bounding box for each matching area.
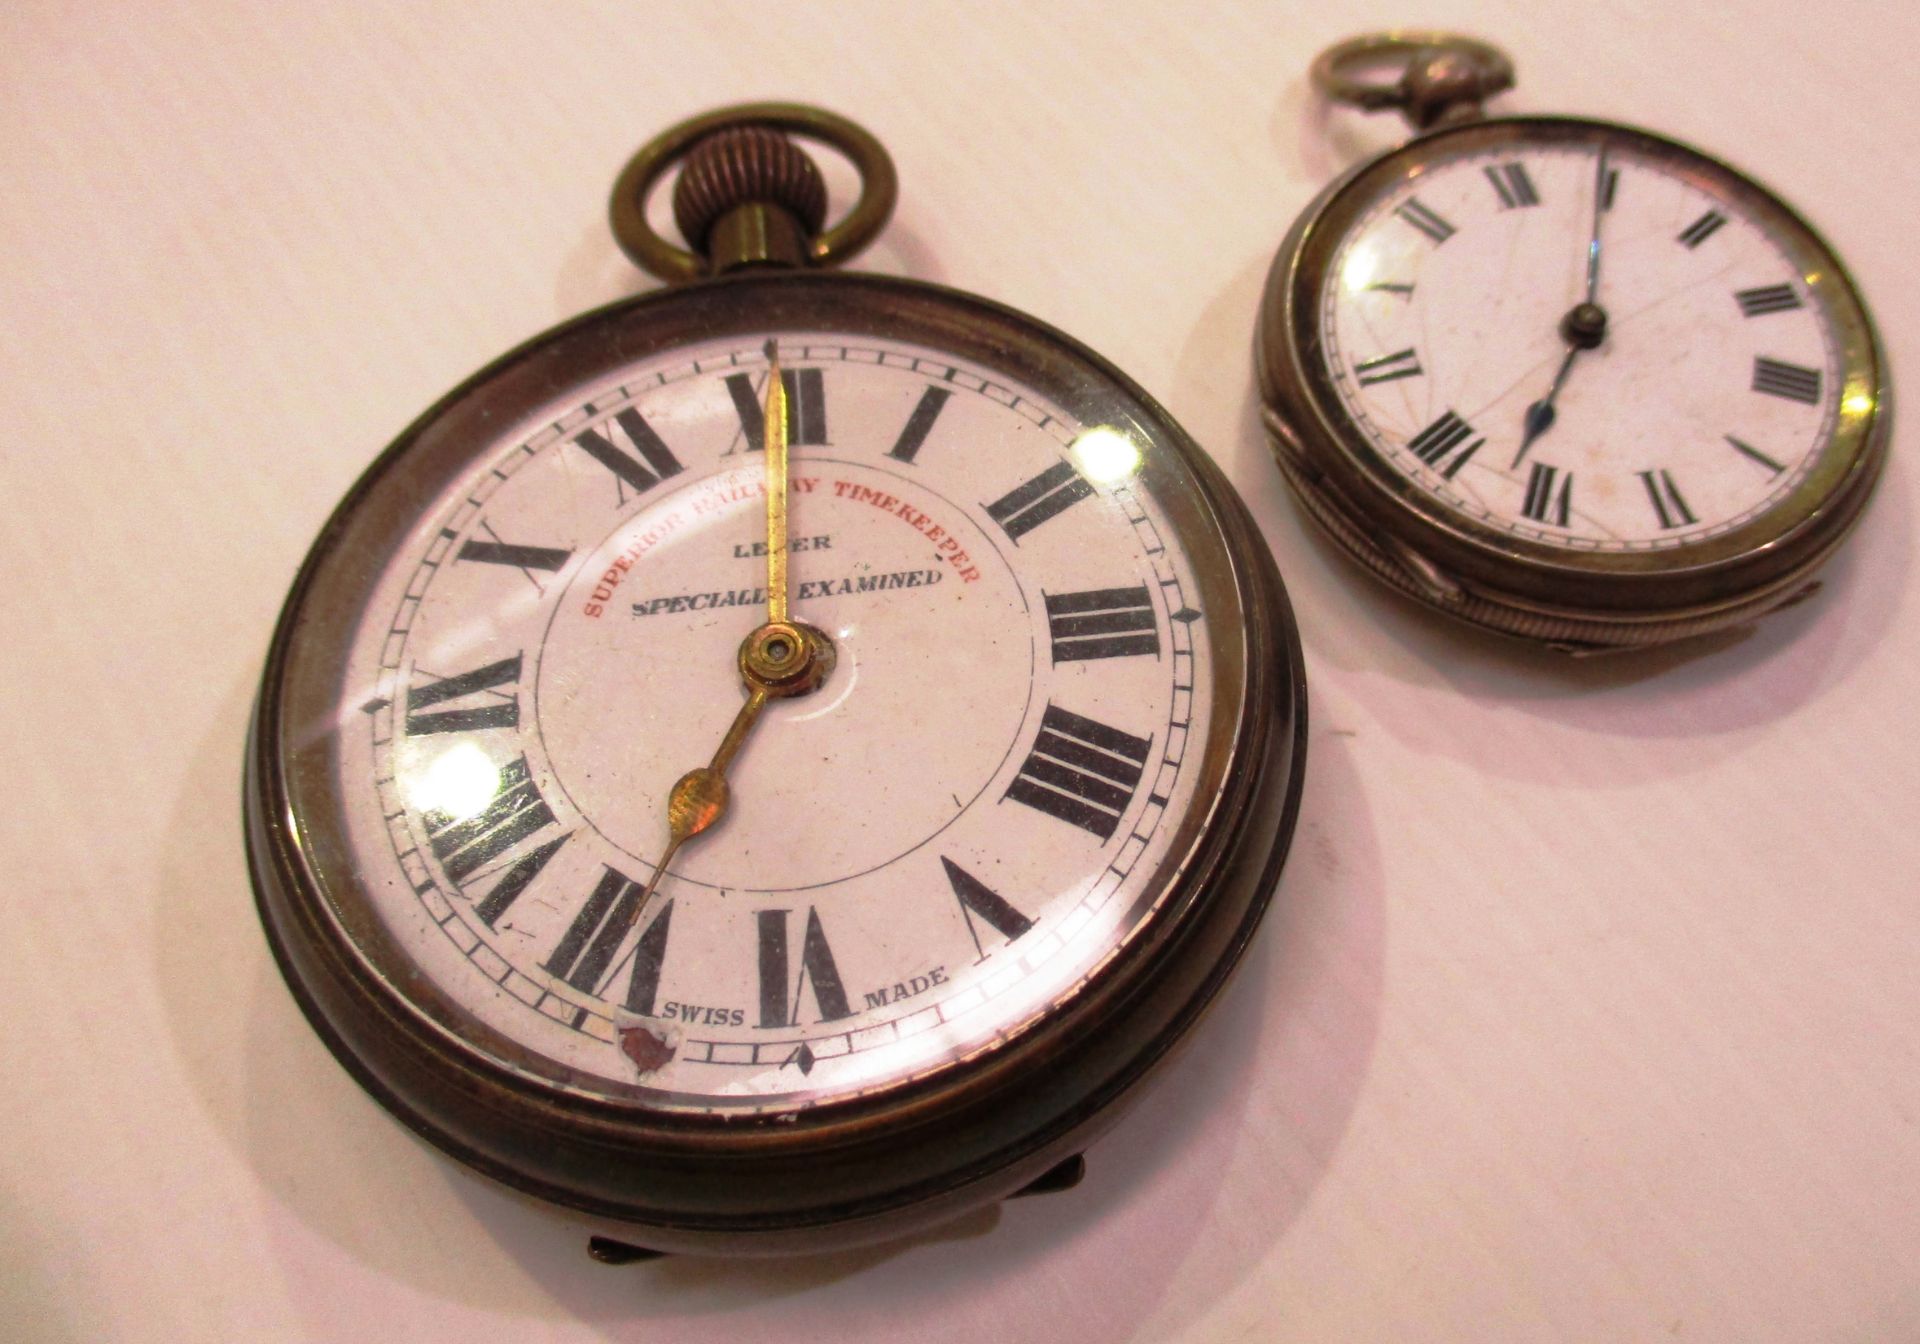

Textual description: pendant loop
[1311,32,1515,130]
[610,103,897,282]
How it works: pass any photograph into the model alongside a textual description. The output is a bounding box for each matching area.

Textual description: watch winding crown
[610,105,896,282]
[673,126,829,273]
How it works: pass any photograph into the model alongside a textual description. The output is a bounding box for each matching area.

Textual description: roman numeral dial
[1520,464,1573,527]
[1678,210,1727,248]
[887,385,951,464]
[457,537,571,573]
[343,331,1228,1108]
[452,523,574,596]
[473,834,567,928]
[1736,284,1802,318]
[1485,161,1540,209]
[1395,196,1455,244]
[1753,357,1823,405]
[1639,469,1697,530]
[1322,134,1856,554]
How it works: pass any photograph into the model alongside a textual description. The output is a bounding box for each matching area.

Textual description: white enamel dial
[321,329,1224,1114]
[1321,130,1848,552]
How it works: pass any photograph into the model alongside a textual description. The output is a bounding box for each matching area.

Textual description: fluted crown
[672,126,828,253]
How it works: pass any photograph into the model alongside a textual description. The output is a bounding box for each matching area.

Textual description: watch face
[1299,117,1882,573]
[264,274,1262,1118]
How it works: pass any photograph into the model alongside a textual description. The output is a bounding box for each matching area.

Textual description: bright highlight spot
[1070,426,1143,484]
[1844,393,1874,416]
[1341,240,1385,293]
[405,741,502,822]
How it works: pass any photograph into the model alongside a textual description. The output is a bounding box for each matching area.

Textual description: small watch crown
[672,126,829,257]
[1400,44,1514,128]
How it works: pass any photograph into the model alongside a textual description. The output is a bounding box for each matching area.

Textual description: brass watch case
[246,271,1309,1255]
[1257,116,1890,653]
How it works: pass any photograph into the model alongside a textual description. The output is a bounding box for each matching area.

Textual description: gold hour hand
[631,621,835,910]
[641,682,770,903]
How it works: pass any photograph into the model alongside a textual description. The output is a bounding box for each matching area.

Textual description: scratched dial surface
[305,326,1232,1114]
[1320,123,1855,552]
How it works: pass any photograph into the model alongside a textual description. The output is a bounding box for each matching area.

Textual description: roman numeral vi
[756,907,852,1028]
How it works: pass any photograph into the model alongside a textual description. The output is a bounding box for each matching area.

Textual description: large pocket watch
[245,105,1307,1256]
[1256,34,1890,652]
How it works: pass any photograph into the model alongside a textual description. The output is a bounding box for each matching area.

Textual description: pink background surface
[3,3,1915,1339]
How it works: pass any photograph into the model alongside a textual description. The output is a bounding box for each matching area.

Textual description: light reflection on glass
[1070,426,1143,484]
[404,741,502,824]
[1341,238,1385,293]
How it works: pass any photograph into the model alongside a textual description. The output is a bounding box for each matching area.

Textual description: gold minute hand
[764,339,790,625]
[607,343,821,982]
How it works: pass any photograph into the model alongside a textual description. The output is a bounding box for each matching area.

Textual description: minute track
[357,330,1213,1092]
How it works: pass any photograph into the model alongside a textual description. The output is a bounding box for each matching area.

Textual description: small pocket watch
[1256,34,1890,652]
[246,105,1307,1256]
